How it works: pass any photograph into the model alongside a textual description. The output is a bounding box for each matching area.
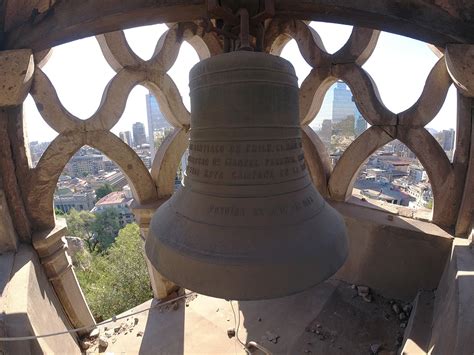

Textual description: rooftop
[95,191,132,206]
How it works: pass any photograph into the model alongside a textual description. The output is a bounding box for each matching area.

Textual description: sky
[23,22,457,143]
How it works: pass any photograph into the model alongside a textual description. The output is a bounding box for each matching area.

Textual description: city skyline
[23,22,457,144]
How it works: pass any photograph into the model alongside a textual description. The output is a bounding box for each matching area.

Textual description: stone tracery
[8,16,471,334]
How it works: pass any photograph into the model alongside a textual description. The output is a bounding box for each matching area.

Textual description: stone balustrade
[32,220,95,334]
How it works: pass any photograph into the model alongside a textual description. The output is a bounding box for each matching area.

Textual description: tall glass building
[146,92,170,160]
[146,93,169,134]
[311,81,367,136]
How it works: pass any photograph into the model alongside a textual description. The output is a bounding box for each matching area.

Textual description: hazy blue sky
[23,22,456,143]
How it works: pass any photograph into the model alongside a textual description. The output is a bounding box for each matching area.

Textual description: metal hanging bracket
[205,0,275,52]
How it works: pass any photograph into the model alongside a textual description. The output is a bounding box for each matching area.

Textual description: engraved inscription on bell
[146,51,348,300]
[187,139,305,183]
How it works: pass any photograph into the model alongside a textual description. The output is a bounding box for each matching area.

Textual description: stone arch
[301,126,332,197]
[151,127,190,199]
[328,126,395,201]
[28,131,158,231]
[396,127,454,225]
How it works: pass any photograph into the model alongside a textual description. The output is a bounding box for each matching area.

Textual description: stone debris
[79,340,92,350]
[89,328,100,338]
[399,312,407,321]
[357,285,370,297]
[104,330,113,338]
[98,336,108,349]
[392,303,401,314]
[362,294,373,303]
[134,317,139,326]
[403,304,412,315]
[137,331,144,337]
[400,322,407,329]
[356,285,373,302]
[370,343,382,354]
[265,330,280,344]
[227,328,236,339]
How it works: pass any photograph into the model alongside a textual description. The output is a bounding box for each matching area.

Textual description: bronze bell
[145,51,348,300]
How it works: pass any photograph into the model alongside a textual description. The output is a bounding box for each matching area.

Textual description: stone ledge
[332,202,453,300]
[1,244,80,354]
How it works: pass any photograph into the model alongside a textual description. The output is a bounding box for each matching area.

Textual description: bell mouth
[145,51,348,300]
[146,185,348,300]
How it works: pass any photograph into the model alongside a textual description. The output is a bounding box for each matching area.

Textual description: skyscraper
[436,129,455,152]
[312,81,365,135]
[146,93,169,160]
[354,111,367,137]
[132,122,146,147]
[119,131,133,146]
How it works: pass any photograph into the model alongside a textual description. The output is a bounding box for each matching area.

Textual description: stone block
[445,44,474,97]
[1,244,80,354]
[0,189,18,252]
[0,49,34,107]
[333,202,453,300]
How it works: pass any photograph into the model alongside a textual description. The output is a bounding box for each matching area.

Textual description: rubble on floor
[80,281,414,354]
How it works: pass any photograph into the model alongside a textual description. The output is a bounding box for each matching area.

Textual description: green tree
[76,223,153,321]
[66,208,120,253]
[95,184,114,200]
[66,209,97,252]
[91,208,120,251]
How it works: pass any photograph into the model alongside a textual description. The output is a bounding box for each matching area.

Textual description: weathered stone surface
[429,237,474,354]
[0,108,31,241]
[399,57,452,127]
[396,126,454,227]
[0,189,18,252]
[334,64,397,126]
[1,244,80,354]
[151,127,190,199]
[5,1,474,52]
[301,126,331,197]
[445,44,474,97]
[333,202,453,300]
[33,221,96,334]
[65,236,85,265]
[0,49,34,107]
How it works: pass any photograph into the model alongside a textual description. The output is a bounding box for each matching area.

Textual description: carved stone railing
[0,18,472,331]
[32,220,95,334]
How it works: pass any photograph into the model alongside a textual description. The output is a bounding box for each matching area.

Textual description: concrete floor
[85,280,404,354]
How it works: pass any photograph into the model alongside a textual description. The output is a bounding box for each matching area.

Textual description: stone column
[131,201,179,299]
[445,45,474,237]
[0,49,34,244]
[32,219,95,334]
